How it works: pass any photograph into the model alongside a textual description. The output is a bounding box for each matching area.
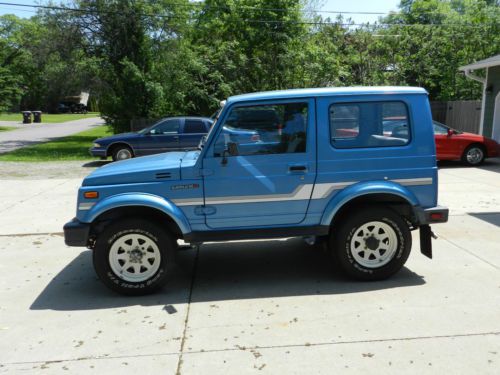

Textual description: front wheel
[93,218,175,295]
[331,207,412,281]
[462,144,485,166]
[112,146,133,161]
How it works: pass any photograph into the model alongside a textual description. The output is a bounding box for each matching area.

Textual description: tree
[381,0,500,100]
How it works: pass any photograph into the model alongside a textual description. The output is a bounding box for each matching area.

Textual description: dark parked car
[91,116,213,161]
[58,101,87,114]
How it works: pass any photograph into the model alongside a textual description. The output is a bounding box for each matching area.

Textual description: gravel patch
[0,160,109,179]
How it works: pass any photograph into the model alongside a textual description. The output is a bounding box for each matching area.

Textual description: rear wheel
[93,218,175,295]
[331,207,411,281]
[462,144,485,166]
[112,145,133,161]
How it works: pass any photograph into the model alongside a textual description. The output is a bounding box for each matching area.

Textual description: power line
[0,1,498,29]
[0,1,488,17]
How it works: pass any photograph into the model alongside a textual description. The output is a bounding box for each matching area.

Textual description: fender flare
[320,181,420,227]
[80,193,191,234]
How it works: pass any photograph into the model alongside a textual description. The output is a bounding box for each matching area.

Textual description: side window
[214,102,308,156]
[330,101,410,148]
[151,119,180,134]
[330,105,359,138]
[184,119,208,134]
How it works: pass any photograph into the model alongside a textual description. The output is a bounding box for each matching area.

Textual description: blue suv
[64,87,448,295]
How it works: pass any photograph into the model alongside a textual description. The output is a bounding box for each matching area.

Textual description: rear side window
[330,101,410,148]
[184,120,208,133]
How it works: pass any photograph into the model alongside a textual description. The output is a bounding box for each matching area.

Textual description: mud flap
[420,224,433,259]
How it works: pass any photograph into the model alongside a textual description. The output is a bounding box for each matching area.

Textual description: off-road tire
[330,207,412,281]
[93,218,175,295]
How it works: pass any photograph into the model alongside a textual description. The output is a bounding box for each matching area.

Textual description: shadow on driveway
[82,160,111,168]
[31,238,425,311]
[468,212,500,227]
[437,159,500,170]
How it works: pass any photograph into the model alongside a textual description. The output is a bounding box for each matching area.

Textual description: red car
[433,121,500,166]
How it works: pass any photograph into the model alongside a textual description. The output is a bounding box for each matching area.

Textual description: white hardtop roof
[459,54,500,71]
[227,86,427,104]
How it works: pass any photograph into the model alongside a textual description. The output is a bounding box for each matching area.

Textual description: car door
[179,119,209,149]
[202,99,316,229]
[139,118,181,154]
[433,121,457,159]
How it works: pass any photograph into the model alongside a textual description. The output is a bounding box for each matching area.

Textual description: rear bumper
[416,206,448,259]
[63,218,90,247]
[416,205,449,225]
[488,145,499,158]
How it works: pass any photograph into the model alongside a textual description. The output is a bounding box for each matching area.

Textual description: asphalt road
[0,117,105,154]
[0,159,499,374]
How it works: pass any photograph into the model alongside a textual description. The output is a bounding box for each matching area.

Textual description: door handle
[289,165,307,172]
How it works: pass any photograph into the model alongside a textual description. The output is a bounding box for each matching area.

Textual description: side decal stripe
[171,177,433,206]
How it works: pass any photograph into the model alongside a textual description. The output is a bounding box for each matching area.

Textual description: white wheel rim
[109,233,161,282]
[350,221,398,268]
[466,148,483,164]
[116,149,132,160]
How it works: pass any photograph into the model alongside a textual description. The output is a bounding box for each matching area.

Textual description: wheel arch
[82,193,191,239]
[464,142,487,157]
[106,141,135,157]
[320,181,420,230]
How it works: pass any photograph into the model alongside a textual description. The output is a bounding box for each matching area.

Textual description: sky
[0,0,402,23]
[314,0,401,24]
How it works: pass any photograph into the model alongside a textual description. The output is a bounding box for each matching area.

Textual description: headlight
[93,143,101,148]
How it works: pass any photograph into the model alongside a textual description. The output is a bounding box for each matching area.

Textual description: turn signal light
[84,191,99,199]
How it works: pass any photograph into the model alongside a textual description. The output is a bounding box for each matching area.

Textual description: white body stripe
[311,182,357,199]
[205,184,313,205]
[391,177,433,186]
[171,198,204,206]
[167,177,433,207]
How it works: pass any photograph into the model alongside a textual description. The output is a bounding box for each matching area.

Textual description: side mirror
[447,129,454,137]
[221,142,239,166]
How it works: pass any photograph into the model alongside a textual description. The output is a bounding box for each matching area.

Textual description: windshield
[198,105,224,149]
[138,126,152,134]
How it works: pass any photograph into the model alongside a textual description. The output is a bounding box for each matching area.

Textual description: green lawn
[0,126,15,132]
[0,125,112,162]
[0,112,100,123]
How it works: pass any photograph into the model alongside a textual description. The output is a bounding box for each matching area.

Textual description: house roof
[459,54,500,71]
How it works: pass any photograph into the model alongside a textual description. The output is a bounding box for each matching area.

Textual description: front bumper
[63,218,90,247]
[89,147,107,157]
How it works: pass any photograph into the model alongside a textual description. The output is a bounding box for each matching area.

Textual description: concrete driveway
[0,117,104,154]
[0,160,499,374]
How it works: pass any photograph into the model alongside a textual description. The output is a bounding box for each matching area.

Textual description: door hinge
[194,206,217,215]
[199,168,213,176]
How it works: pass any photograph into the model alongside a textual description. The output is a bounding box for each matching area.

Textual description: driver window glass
[151,119,180,134]
[213,102,308,156]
